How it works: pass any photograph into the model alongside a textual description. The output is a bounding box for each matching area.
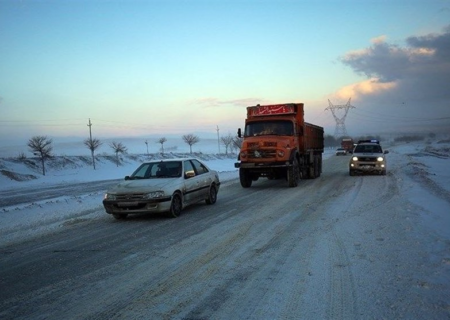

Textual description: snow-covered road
[0,142,449,319]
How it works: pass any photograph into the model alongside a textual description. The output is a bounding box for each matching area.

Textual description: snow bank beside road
[0,153,239,190]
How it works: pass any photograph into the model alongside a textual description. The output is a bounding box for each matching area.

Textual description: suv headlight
[352,156,358,161]
[104,193,116,200]
[143,191,165,199]
[377,157,384,162]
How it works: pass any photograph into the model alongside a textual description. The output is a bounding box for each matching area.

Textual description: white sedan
[103,158,220,219]
[335,148,347,156]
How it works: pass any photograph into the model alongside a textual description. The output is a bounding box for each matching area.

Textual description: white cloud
[334,25,450,134]
[333,78,397,101]
[371,35,387,44]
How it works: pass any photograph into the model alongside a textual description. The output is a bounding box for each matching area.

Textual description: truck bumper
[238,162,291,169]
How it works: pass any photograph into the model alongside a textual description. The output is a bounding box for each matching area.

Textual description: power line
[0,118,86,123]
[325,98,355,137]
[349,109,450,123]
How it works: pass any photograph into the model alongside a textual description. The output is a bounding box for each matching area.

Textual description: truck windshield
[244,120,294,137]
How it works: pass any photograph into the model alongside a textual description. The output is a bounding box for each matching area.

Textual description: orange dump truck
[235,103,324,188]
[341,138,354,153]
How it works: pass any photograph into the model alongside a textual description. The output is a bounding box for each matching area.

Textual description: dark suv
[349,140,389,176]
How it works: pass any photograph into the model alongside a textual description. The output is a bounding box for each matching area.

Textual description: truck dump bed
[302,122,324,152]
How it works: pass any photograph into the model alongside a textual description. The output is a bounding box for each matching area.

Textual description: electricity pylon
[325,98,355,137]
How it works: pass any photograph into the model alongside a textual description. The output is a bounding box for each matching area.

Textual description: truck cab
[235,103,324,188]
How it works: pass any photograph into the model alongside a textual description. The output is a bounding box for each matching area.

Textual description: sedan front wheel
[168,193,182,218]
[205,185,217,205]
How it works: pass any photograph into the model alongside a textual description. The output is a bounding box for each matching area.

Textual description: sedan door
[182,160,203,204]
[190,159,213,199]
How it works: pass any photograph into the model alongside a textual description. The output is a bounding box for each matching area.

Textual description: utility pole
[145,140,149,156]
[216,125,221,154]
[87,118,93,141]
[86,118,97,170]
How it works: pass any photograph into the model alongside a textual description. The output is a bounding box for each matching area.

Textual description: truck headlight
[352,156,358,161]
[278,150,285,157]
[240,151,247,159]
[143,191,165,199]
[377,157,384,162]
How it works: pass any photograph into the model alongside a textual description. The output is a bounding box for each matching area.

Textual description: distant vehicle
[103,158,220,219]
[335,147,347,156]
[341,138,354,154]
[349,140,389,176]
[235,103,324,188]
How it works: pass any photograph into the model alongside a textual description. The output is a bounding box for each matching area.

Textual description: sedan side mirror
[185,171,196,179]
[124,176,130,180]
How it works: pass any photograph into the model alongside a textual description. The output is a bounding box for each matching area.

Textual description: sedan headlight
[143,191,165,199]
[377,157,384,162]
[352,156,359,161]
[104,193,116,200]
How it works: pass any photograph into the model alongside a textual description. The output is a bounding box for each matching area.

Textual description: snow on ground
[0,142,449,247]
[391,141,450,240]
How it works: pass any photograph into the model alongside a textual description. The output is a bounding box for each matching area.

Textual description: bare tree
[109,141,128,167]
[158,137,167,155]
[220,133,234,155]
[84,137,102,170]
[27,135,53,175]
[182,134,200,154]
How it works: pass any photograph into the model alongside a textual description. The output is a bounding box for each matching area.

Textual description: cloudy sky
[0,0,449,147]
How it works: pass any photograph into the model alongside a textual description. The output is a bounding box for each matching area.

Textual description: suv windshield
[354,145,382,153]
[245,120,294,137]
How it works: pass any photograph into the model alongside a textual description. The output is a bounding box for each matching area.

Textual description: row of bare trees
[26,133,241,175]
[27,136,131,175]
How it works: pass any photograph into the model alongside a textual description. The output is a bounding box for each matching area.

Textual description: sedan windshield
[130,161,182,179]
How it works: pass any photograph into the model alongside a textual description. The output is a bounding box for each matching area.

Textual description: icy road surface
[0,149,449,319]
[0,179,121,207]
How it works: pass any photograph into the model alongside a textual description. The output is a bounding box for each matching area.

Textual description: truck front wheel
[287,158,300,187]
[239,168,252,188]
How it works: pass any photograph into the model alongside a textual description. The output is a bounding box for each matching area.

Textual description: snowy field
[0,140,449,248]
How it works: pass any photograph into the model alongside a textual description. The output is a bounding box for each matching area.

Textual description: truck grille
[248,141,277,148]
[248,149,277,158]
